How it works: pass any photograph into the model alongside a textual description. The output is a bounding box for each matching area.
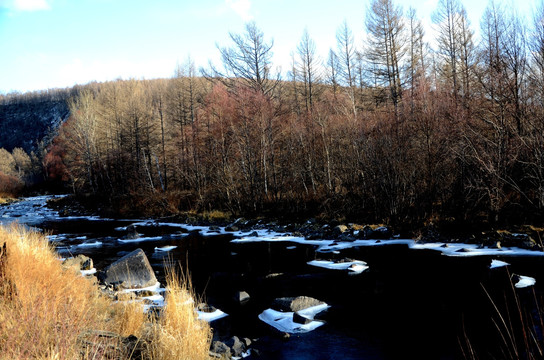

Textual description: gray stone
[234,290,250,305]
[211,341,231,358]
[99,248,157,289]
[333,225,349,235]
[293,311,313,325]
[272,296,325,312]
[226,336,245,357]
[242,338,252,348]
[123,224,140,240]
[197,303,217,313]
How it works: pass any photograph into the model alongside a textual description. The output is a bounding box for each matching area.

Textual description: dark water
[2,198,541,359]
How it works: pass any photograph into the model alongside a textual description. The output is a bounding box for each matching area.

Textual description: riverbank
[0,224,211,360]
[46,194,544,253]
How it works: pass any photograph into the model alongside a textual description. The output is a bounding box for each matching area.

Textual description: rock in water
[293,312,313,325]
[272,296,325,312]
[123,224,140,240]
[210,341,232,358]
[99,248,157,289]
[226,336,246,357]
[234,290,250,305]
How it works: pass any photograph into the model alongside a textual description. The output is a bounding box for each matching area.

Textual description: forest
[3,0,544,229]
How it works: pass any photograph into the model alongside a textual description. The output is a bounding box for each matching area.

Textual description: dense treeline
[43,0,544,226]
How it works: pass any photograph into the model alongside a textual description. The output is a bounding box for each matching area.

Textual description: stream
[2,195,544,359]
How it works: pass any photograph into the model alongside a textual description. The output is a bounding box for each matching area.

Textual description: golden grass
[201,210,232,222]
[0,195,16,204]
[145,269,212,360]
[0,225,211,360]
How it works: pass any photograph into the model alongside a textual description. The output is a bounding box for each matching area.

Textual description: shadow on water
[29,217,544,359]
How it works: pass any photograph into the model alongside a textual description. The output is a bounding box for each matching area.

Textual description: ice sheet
[154,245,177,252]
[515,275,536,288]
[81,268,97,276]
[490,259,510,269]
[197,308,228,322]
[118,236,163,243]
[235,232,544,258]
[307,259,369,273]
[258,303,330,333]
[76,241,102,247]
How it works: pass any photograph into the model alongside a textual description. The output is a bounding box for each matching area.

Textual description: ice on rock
[307,259,369,274]
[197,308,228,322]
[514,275,536,288]
[154,245,177,252]
[77,241,102,247]
[490,259,510,269]
[233,230,544,258]
[118,236,163,243]
[258,303,330,333]
[81,268,97,276]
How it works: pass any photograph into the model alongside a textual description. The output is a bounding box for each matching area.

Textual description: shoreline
[42,194,544,254]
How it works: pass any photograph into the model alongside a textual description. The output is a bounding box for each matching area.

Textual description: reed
[145,267,212,360]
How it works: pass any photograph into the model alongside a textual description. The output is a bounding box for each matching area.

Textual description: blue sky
[0,0,539,93]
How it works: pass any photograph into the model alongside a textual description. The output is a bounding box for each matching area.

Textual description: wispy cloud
[225,0,252,21]
[0,0,51,11]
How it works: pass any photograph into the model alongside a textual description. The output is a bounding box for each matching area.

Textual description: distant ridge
[0,99,70,153]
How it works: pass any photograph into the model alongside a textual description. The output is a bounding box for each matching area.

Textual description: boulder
[123,225,140,240]
[62,254,93,271]
[332,225,349,236]
[99,248,157,289]
[234,290,250,305]
[196,303,217,313]
[363,225,392,240]
[272,296,325,312]
[225,336,246,357]
[292,312,312,325]
[225,225,239,232]
[210,341,231,358]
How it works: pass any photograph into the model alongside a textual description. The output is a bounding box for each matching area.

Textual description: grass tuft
[145,267,212,360]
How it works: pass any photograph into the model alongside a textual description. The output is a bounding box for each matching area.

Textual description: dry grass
[201,210,231,223]
[144,268,212,360]
[0,225,211,360]
[0,194,16,204]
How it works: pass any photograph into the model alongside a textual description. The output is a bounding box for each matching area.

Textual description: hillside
[0,99,70,153]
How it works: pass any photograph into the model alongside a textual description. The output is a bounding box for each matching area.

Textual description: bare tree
[406,7,427,105]
[296,28,322,113]
[336,20,358,117]
[326,49,340,96]
[212,21,280,97]
[365,0,406,113]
